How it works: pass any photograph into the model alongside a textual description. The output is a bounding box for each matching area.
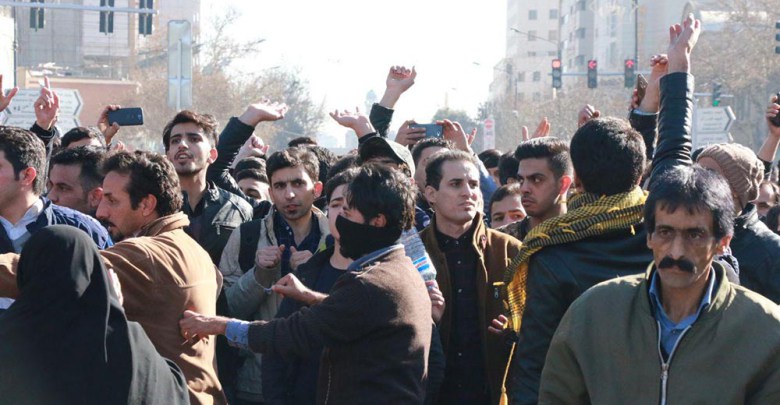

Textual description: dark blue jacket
[0,197,112,253]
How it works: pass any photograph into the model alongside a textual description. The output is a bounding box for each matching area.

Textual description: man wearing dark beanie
[698,143,780,303]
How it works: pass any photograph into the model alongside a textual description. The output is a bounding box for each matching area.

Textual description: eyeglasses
[652,227,714,247]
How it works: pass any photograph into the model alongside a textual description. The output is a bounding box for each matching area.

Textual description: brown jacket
[420,214,522,403]
[101,213,226,405]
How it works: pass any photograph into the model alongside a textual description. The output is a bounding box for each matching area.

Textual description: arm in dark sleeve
[207,117,254,199]
[424,323,446,405]
[629,110,658,161]
[509,260,568,405]
[29,122,59,147]
[648,72,695,186]
[762,159,773,179]
[247,276,376,357]
[369,103,393,138]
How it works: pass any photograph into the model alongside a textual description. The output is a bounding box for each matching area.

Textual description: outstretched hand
[386,65,416,94]
[34,77,59,130]
[667,14,701,74]
[179,310,228,343]
[97,104,121,144]
[0,74,18,113]
[766,95,780,137]
[239,98,288,127]
[438,119,471,153]
[329,107,375,138]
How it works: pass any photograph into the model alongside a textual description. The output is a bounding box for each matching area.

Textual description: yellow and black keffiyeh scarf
[499,187,647,404]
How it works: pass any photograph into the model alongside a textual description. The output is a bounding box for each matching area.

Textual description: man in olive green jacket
[540,165,780,405]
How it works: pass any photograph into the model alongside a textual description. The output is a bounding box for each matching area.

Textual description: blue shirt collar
[649,265,716,328]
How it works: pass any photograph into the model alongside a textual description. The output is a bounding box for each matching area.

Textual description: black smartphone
[107,107,144,126]
[409,123,443,138]
[635,73,648,101]
[772,93,780,128]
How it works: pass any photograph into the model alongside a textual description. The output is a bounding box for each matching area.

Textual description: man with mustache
[163,110,253,265]
[539,164,780,403]
[420,149,522,404]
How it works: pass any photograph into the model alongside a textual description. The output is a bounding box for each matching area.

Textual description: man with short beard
[163,110,253,265]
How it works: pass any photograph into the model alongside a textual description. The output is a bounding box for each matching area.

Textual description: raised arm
[758,95,780,177]
[370,66,417,139]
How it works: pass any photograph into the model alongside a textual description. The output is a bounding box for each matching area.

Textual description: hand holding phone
[771,93,780,128]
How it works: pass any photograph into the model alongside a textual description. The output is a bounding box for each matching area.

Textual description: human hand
[329,107,374,138]
[0,74,18,113]
[289,246,313,272]
[97,104,121,144]
[255,245,285,270]
[231,135,269,168]
[488,314,509,335]
[637,54,668,113]
[179,310,228,343]
[438,119,471,153]
[577,105,600,127]
[34,77,59,130]
[272,273,326,305]
[426,280,446,323]
[394,120,425,146]
[766,94,780,136]
[386,65,416,94]
[238,98,288,127]
[667,14,701,74]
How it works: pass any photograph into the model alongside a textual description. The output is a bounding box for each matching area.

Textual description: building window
[577,0,586,11]
[528,30,537,41]
[517,72,525,82]
[529,10,538,20]
[575,55,585,66]
[533,71,541,82]
[576,28,586,39]
[533,92,541,101]
[527,51,537,57]
[549,30,558,41]
[550,9,559,19]
[548,51,558,57]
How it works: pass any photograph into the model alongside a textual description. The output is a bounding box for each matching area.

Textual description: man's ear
[208,147,218,164]
[558,174,573,197]
[424,184,437,206]
[88,187,104,209]
[19,167,37,189]
[313,181,323,199]
[716,235,733,255]
[369,213,387,228]
[140,194,158,217]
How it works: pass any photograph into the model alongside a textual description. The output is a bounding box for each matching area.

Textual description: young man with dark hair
[163,110,253,265]
[60,126,106,149]
[498,151,520,185]
[287,136,317,147]
[504,137,573,241]
[540,164,780,403]
[489,183,526,229]
[234,169,270,204]
[47,145,106,217]
[421,149,522,404]
[180,164,432,405]
[218,146,330,405]
[0,126,111,254]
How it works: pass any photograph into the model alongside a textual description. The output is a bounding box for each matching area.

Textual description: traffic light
[139,0,154,36]
[587,59,598,89]
[776,21,780,54]
[99,0,114,34]
[624,59,636,88]
[29,0,44,30]
[551,59,562,89]
[712,82,722,106]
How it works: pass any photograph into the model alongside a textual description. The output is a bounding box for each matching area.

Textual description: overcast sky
[203,0,507,140]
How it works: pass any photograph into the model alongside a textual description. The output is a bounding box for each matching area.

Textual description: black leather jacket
[182,182,253,265]
[509,72,697,405]
[731,203,780,304]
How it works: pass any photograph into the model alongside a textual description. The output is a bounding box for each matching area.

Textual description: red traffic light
[624,59,635,69]
[552,59,562,69]
[588,60,598,69]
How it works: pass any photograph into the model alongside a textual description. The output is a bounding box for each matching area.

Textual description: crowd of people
[0,14,779,405]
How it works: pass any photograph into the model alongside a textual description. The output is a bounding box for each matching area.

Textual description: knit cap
[697,143,764,209]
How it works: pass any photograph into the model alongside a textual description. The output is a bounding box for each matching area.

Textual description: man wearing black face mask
[178,164,433,405]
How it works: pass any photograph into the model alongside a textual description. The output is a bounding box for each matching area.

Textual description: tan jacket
[101,213,226,405]
[420,214,522,404]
